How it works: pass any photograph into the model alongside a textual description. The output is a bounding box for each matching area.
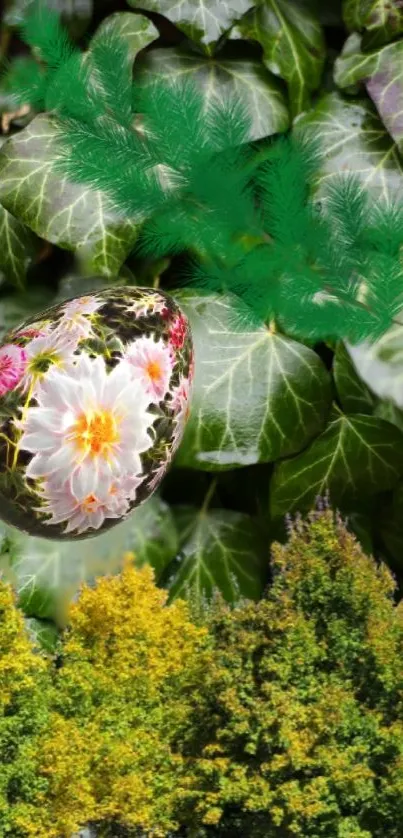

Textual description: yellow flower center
[146,360,162,381]
[72,410,119,457]
[81,494,98,511]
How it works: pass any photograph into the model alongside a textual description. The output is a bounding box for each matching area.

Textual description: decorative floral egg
[0,287,193,540]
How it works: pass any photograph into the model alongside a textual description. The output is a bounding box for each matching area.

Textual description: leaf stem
[200,478,218,516]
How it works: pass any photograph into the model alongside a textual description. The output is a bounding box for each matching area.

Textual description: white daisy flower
[58,295,104,340]
[21,329,79,393]
[36,472,144,534]
[123,292,168,318]
[124,334,174,403]
[18,353,155,501]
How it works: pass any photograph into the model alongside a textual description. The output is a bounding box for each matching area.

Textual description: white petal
[70,462,97,501]
[19,431,56,452]
[25,454,50,479]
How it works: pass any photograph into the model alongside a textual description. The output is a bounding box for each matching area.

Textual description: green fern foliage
[3,1,403,343]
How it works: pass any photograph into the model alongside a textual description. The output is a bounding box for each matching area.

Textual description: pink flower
[124,334,174,403]
[0,344,27,397]
[168,312,188,351]
[36,473,144,534]
[170,376,192,452]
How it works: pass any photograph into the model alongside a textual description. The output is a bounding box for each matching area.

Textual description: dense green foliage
[0,512,403,837]
[0,0,402,616]
[191,509,403,837]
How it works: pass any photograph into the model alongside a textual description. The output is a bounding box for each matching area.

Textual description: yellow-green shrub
[0,579,52,838]
[41,555,212,838]
[189,510,403,838]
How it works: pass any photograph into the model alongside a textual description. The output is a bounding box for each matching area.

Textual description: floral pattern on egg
[0,287,193,539]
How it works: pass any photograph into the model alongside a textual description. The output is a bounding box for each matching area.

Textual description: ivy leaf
[24,617,60,654]
[333,342,376,414]
[126,0,256,55]
[133,47,289,141]
[335,34,403,151]
[0,496,178,623]
[343,0,403,48]
[373,399,403,433]
[270,410,403,518]
[0,114,138,278]
[89,11,159,58]
[232,0,325,117]
[0,207,39,289]
[346,325,403,408]
[296,91,403,201]
[173,291,331,470]
[4,0,93,39]
[163,506,269,604]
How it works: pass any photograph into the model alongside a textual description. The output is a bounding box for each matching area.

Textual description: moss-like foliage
[40,555,212,837]
[0,580,51,838]
[190,510,403,837]
[1,517,403,837]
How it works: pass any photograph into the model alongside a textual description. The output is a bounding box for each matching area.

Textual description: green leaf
[373,399,403,432]
[173,291,331,470]
[333,342,376,414]
[0,114,139,277]
[89,11,159,58]
[346,325,403,408]
[0,137,39,289]
[231,0,325,117]
[126,0,256,55]
[335,33,403,150]
[24,617,60,654]
[343,0,403,48]
[295,91,403,201]
[4,0,93,39]
[133,46,290,141]
[0,495,178,623]
[0,206,39,289]
[163,506,269,604]
[270,409,403,518]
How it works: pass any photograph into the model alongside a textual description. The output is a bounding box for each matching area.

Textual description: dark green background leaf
[163,505,269,603]
[270,410,403,517]
[4,0,93,39]
[343,0,403,48]
[174,291,331,470]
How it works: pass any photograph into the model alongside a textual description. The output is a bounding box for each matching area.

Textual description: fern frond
[1,56,47,108]
[20,0,76,69]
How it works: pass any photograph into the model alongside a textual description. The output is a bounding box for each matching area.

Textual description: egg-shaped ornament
[0,287,193,539]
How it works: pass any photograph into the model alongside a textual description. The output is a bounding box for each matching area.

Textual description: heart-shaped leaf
[343,0,403,48]
[296,91,403,201]
[270,409,403,518]
[89,11,159,58]
[335,33,403,151]
[231,0,325,116]
[0,206,39,288]
[0,495,178,623]
[0,114,139,277]
[163,505,269,603]
[173,291,331,470]
[133,47,289,141]
[126,0,256,55]
[333,342,375,414]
